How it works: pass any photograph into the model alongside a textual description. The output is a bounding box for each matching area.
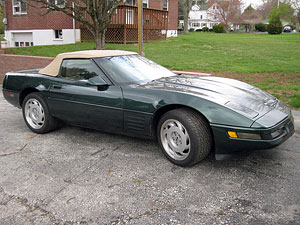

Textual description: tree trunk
[95,29,106,50]
[183,1,190,34]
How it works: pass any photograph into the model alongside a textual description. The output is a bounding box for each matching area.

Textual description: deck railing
[81,5,168,44]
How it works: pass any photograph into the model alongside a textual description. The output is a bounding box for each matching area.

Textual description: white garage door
[13,32,33,47]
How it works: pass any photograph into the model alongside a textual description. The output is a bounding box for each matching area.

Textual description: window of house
[54,30,63,39]
[163,0,168,11]
[48,0,64,7]
[60,59,105,81]
[201,23,207,27]
[192,23,200,27]
[200,15,203,19]
[15,41,33,47]
[13,0,27,15]
[143,0,149,8]
[126,0,137,6]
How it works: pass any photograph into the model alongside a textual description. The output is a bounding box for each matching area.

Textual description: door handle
[52,85,62,89]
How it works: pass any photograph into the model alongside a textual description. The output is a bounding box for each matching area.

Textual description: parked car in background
[2,50,295,166]
[283,26,292,33]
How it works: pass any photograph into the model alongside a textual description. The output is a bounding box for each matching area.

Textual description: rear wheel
[22,92,58,134]
[157,108,212,167]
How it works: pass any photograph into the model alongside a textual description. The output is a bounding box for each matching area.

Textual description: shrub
[213,24,226,33]
[189,28,195,32]
[267,15,283,35]
[202,27,209,32]
[209,28,214,32]
[255,23,267,32]
[195,29,202,32]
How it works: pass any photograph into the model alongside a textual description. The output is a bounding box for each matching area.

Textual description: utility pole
[138,0,143,56]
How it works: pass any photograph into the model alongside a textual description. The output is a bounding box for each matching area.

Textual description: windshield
[94,54,176,85]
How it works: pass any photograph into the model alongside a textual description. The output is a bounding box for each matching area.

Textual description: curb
[173,70,211,76]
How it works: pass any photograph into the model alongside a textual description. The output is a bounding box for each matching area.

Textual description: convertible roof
[39,50,137,76]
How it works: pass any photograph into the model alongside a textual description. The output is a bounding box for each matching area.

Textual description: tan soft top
[39,50,137,76]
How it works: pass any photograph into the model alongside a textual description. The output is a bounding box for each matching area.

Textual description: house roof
[191,4,208,11]
[39,50,137,76]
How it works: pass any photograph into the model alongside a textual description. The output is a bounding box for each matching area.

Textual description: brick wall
[0,54,54,83]
[168,0,178,30]
[4,0,178,34]
[149,0,163,9]
[4,1,78,30]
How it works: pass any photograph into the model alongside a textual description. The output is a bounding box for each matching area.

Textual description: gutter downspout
[2,0,8,48]
[72,2,76,43]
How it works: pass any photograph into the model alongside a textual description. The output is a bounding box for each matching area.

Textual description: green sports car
[2,50,295,166]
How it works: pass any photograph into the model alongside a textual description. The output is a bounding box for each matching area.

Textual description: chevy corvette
[2,50,295,166]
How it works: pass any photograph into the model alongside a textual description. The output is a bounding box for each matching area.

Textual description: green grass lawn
[5,32,300,108]
[7,32,300,73]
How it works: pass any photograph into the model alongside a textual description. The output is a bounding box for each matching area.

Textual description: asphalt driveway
[0,93,300,225]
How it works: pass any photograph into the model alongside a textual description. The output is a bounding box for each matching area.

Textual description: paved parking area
[0,93,300,225]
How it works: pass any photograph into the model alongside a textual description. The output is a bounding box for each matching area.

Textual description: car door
[46,58,123,133]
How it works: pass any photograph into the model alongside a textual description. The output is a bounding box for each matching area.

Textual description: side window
[60,59,105,81]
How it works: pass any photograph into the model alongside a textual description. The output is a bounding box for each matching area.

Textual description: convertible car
[2,50,295,166]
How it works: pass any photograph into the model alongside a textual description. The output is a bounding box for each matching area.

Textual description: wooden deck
[81,5,168,44]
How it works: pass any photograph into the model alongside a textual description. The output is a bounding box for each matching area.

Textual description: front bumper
[211,115,295,159]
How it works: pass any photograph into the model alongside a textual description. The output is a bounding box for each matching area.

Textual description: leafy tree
[268,14,283,34]
[257,0,278,19]
[275,2,295,21]
[27,0,122,49]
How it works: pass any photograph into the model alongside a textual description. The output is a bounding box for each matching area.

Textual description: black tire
[22,92,58,134]
[157,108,212,167]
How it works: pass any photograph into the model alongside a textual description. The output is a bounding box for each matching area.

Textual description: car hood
[139,75,279,120]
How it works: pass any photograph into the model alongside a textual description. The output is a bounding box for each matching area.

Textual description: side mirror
[87,76,110,91]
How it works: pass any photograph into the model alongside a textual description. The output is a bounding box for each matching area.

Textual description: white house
[179,3,225,31]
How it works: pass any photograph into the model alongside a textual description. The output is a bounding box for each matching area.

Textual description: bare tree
[207,0,242,29]
[26,0,122,49]
[285,0,300,30]
[257,0,278,19]
[179,0,193,33]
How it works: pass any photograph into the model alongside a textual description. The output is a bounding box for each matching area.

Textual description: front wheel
[22,92,58,134]
[157,108,212,167]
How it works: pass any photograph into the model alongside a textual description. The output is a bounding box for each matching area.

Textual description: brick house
[1,0,178,48]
